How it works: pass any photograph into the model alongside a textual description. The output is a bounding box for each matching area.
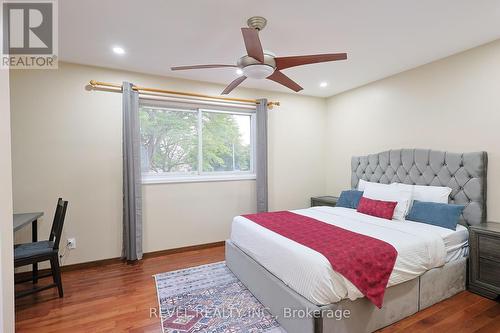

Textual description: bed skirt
[225,240,466,333]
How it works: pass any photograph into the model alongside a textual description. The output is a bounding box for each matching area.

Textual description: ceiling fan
[171,16,347,95]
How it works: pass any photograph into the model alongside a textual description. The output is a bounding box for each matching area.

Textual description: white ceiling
[60,0,500,97]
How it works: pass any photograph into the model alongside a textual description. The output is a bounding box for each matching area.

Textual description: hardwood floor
[377,291,500,333]
[15,246,225,332]
[15,245,499,333]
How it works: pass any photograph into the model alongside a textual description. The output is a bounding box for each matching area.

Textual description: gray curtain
[122,82,143,261]
[256,99,268,212]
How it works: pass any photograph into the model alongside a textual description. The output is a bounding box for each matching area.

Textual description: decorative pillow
[406,200,465,230]
[357,197,398,220]
[336,190,364,209]
[361,182,412,221]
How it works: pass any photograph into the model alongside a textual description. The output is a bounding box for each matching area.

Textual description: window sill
[142,173,256,185]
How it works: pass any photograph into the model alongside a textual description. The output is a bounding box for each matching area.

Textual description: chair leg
[32,219,39,284]
[50,255,63,297]
[32,262,39,284]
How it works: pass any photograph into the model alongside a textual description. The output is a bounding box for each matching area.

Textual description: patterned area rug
[154,262,285,333]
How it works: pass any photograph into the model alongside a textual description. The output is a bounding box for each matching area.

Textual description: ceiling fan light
[242,64,275,79]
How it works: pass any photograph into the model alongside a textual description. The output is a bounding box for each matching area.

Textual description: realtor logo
[1,0,58,69]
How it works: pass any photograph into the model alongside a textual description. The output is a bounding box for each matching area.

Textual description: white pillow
[361,181,412,221]
[393,183,452,204]
[412,184,452,204]
[357,179,369,191]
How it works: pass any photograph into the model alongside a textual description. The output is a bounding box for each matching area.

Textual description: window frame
[140,101,257,184]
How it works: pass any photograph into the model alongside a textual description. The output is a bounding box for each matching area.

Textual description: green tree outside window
[140,106,252,175]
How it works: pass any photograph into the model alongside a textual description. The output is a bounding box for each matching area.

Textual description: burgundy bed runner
[242,211,398,308]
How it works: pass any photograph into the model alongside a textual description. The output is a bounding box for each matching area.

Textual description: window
[140,101,255,183]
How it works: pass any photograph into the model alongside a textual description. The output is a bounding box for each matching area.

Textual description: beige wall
[325,39,500,222]
[1,69,14,332]
[10,62,327,264]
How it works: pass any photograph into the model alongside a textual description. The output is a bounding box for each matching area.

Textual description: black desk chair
[14,198,68,298]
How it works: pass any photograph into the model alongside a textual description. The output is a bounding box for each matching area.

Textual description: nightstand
[311,196,338,208]
[469,223,500,299]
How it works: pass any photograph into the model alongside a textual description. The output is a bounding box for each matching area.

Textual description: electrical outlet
[67,238,76,249]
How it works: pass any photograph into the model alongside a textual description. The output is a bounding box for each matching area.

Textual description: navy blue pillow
[336,190,364,209]
[406,200,465,230]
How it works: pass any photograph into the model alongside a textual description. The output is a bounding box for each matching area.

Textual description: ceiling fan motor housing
[237,53,276,79]
[237,53,276,68]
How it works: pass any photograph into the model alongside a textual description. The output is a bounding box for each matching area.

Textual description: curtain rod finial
[267,101,280,109]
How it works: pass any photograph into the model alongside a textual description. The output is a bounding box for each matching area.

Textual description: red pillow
[357,197,398,220]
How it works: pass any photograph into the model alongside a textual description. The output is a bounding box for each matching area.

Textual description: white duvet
[230,206,467,305]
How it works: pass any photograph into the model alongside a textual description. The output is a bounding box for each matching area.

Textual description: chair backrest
[49,198,62,242]
[49,198,68,250]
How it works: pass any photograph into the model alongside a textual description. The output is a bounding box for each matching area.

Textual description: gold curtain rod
[88,80,280,108]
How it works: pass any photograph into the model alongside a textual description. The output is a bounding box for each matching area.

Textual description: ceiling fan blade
[171,64,237,71]
[274,53,347,70]
[241,28,265,63]
[267,70,303,92]
[221,76,247,95]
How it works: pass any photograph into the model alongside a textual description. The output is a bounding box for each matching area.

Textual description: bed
[226,149,488,333]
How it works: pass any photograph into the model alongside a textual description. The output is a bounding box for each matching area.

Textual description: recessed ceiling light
[320,81,328,88]
[113,46,125,55]
[236,68,243,75]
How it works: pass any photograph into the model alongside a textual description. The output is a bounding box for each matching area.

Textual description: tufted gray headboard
[351,149,487,226]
